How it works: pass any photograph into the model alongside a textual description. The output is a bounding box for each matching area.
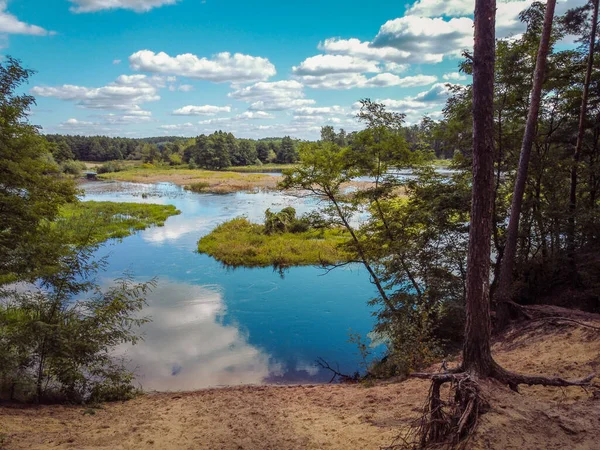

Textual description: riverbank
[2,307,598,449]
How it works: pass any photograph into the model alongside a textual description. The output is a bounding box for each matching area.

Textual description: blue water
[82,182,381,391]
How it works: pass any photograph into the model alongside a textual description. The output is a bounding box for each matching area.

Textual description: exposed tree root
[386,365,596,449]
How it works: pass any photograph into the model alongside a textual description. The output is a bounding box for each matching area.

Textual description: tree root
[388,365,597,449]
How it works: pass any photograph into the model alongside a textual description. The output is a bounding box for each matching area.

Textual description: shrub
[185,182,211,193]
[97,161,124,174]
[60,160,86,176]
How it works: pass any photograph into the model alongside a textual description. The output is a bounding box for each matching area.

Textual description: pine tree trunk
[463,0,497,376]
[567,0,599,281]
[495,0,557,330]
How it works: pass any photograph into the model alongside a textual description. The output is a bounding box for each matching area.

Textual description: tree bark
[567,0,599,281]
[463,0,497,376]
[494,0,557,330]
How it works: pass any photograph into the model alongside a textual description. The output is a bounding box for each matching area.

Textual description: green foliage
[264,207,297,234]
[60,159,87,176]
[0,57,77,282]
[197,217,352,268]
[97,161,125,174]
[0,262,154,403]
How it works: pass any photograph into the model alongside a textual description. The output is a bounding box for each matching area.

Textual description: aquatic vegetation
[57,201,181,245]
[197,217,352,268]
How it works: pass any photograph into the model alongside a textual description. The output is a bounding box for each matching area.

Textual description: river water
[82,181,380,391]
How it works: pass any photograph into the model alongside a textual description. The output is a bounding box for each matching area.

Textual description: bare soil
[1,313,599,450]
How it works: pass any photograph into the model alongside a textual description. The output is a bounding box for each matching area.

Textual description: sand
[1,314,599,450]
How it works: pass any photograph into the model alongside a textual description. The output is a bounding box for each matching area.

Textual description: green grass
[57,201,181,245]
[197,217,352,268]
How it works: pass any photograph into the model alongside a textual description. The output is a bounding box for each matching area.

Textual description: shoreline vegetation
[197,217,352,268]
[58,200,181,245]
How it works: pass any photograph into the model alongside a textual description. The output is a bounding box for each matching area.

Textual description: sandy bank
[1,311,599,450]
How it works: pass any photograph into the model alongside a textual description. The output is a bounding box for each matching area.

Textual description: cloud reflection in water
[116,280,281,391]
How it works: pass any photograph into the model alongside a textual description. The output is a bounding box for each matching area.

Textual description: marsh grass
[97,165,279,193]
[57,201,180,245]
[197,217,352,268]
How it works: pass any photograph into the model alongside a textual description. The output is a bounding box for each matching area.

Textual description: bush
[97,161,124,174]
[184,182,210,193]
[0,245,154,403]
[168,154,182,166]
[60,160,86,176]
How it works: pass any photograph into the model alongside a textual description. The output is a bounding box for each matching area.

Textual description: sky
[5,0,584,139]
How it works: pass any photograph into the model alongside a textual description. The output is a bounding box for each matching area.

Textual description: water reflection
[116,280,281,391]
[83,181,381,389]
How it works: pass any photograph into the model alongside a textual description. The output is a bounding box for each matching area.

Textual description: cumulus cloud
[318,38,411,63]
[376,82,457,114]
[31,74,164,113]
[371,16,473,63]
[0,1,53,35]
[297,72,437,90]
[228,80,315,111]
[69,0,180,13]
[172,105,231,116]
[292,54,380,76]
[443,71,467,81]
[159,122,195,130]
[177,84,194,92]
[129,50,276,83]
[294,105,346,116]
[237,111,274,120]
[406,0,472,17]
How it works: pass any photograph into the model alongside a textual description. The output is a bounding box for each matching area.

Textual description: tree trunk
[462,0,497,376]
[567,0,599,281]
[494,0,557,330]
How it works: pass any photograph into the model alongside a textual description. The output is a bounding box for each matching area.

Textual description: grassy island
[197,217,352,268]
[57,200,181,245]
[97,165,279,193]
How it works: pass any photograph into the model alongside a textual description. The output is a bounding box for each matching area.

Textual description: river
[82,181,380,391]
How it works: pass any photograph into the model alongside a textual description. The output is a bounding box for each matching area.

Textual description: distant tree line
[44,132,302,169]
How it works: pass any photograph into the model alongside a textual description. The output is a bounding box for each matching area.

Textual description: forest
[1,0,600,448]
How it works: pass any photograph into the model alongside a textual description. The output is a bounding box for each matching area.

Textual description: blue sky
[5,0,580,139]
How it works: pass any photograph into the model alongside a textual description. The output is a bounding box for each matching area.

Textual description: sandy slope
[1,314,599,450]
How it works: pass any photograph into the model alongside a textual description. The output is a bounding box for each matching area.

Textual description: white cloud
[159,122,194,130]
[69,0,180,13]
[112,59,122,65]
[406,0,472,17]
[297,72,437,90]
[0,1,53,35]
[443,71,467,81]
[384,62,409,74]
[228,80,315,111]
[237,111,274,120]
[292,54,380,76]
[129,50,276,83]
[294,105,346,116]
[377,82,457,112]
[172,105,231,116]
[31,74,163,113]
[177,84,194,92]
[371,16,473,63]
[318,38,411,63]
